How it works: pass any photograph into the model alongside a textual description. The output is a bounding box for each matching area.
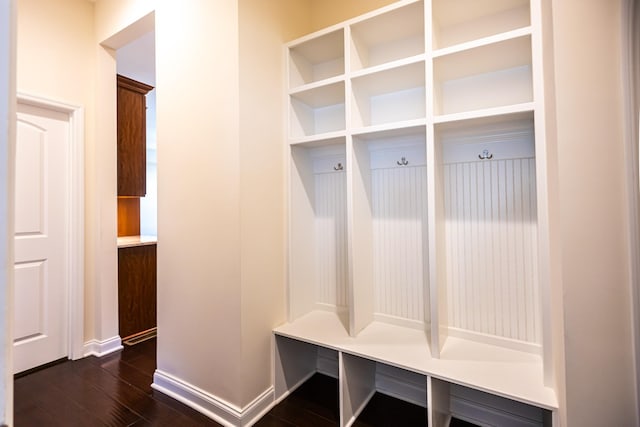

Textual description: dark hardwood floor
[256,373,478,427]
[15,340,478,426]
[14,338,221,426]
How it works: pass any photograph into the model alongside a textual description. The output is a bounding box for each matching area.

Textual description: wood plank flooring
[256,373,477,427]
[14,338,221,426]
[15,339,478,426]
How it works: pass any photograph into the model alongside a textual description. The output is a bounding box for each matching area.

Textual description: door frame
[17,93,85,361]
[1,0,16,423]
[621,0,640,418]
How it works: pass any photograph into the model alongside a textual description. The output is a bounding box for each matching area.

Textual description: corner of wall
[620,0,640,421]
[0,1,16,424]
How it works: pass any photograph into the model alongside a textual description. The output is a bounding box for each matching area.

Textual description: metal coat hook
[478,149,493,160]
[396,157,409,166]
[333,162,344,171]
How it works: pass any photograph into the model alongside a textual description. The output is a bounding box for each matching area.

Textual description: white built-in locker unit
[275,1,557,426]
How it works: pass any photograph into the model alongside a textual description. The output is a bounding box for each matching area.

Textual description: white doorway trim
[17,93,85,361]
[621,0,640,421]
[1,0,16,424]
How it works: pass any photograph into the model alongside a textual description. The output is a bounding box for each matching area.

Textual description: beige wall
[237,0,311,406]
[152,0,314,408]
[94,0,314,411]
[15,0,111,343]
[551,0,638,425]
[154,0,244,403]
[309,0,398,31]
[17,0,95,97]
[95,0,154,45]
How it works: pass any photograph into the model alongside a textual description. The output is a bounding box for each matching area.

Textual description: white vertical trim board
[153,370,275,427]
[622,0,640,420]
[17,93,86,361]
[0,1,16,424]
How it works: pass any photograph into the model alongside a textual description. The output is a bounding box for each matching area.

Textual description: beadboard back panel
[314,160,348,311]
[372,163,428,325]
[443,153,540,346]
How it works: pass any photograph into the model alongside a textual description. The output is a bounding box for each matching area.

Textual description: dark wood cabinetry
[118,244,157,339]
[117,74,153,197]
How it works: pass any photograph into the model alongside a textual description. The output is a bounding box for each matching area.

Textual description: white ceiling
[116,30,156,86]
[117,31,157,149]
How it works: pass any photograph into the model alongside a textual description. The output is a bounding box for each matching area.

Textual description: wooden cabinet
[118,244,156,340]
[117,74,153,197]
[278,1,556,425]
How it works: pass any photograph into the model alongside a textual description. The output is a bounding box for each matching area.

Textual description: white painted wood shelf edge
[431,27,533,59]
[433,102,535,125]
[289,131,347,147]
[349,55,426,80]
[289,75,346,97]
[273,311,558,411]
[350,118,427,137]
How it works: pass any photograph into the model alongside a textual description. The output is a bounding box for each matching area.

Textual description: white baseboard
[376,363,427,408]
[152,369,274,427]
[450,384,545,427]
[83,336,123,357]
[317,347,339,378]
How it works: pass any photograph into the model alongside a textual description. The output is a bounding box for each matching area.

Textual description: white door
[13,102,70,374]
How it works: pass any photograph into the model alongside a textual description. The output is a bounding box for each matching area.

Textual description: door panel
[14,260,45,340]
[14,121,44,235]
[14,102,69,374]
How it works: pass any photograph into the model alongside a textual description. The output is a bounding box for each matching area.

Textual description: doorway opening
[116,30,158,345]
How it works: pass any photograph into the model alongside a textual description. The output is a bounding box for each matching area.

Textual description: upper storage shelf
[351,61,426,129]
[289,29,345,89]
[433,35,532,117]
[290,81,346,140]
[349,1,425,72]
[432,0,530,50]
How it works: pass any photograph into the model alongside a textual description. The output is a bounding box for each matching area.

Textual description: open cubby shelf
[289,81,346,138]
[431,0,531,50]
[274,330,554,427]
[350,1,425,72]
[289,29,344,89]
[282,1,556,426]
[433,34,533,116]
[351,61,426,128]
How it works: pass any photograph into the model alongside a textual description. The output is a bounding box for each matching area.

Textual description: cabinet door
[117,75,153,197]
[118,244,157,339]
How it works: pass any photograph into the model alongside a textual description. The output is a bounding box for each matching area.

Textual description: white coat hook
[333,162,344,171]
[478,149,493,160]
